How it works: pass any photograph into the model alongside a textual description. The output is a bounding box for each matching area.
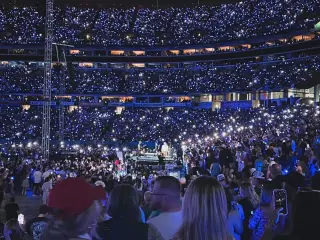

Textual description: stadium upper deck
[0,0,319,47]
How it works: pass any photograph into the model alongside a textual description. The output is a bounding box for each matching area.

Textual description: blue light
[282,169,289,175]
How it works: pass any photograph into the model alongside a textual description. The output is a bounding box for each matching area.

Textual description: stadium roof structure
[2,0,239,7]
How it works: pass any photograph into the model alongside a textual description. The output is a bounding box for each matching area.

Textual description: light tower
[41,0,54,161]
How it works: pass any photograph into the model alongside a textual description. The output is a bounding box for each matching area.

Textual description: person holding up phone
[273,189,288,216]
[4,219,26,240]
[249,183,280,240]
[260,207,284,240]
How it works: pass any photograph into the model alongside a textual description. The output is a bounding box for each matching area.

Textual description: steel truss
[41,0,54,161]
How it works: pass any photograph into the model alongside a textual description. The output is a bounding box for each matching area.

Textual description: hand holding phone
[273,189,288,215]
[18,214,25,225]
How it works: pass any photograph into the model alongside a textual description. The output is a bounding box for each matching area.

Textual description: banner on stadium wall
[29,101,74,106]
[30,101,57,106]
[221,101,252,109]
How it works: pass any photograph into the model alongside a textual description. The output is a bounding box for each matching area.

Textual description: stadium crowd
[0,0,319,46]
[0,102,319,240]
[0,102,318,146]
[0,55,319,94]
[0,0,320,239]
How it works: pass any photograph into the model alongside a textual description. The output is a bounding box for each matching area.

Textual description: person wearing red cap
[40,177,106,240]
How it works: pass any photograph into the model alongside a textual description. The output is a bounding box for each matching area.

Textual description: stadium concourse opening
[0,0,320,240]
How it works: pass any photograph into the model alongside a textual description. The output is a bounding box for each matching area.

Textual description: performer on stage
[161,142,169,156]
[138,141,142,150]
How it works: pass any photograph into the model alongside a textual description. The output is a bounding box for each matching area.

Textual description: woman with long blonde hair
[240,182,260,208]
[239,182,260,240]
[173,176,232,240]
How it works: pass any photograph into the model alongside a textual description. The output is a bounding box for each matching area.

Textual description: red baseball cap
[48,177,106,219]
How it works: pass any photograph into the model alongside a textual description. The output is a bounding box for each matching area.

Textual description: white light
[97,144,101,148]
[27,142,32,148]
[123,147,127,151]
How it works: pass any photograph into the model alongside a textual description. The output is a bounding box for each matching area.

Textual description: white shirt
[42,170,52,180]
[147,211,182,240]
[33,171,42,183]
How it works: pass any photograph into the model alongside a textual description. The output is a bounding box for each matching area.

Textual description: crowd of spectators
[0,0,319,46]
[0,66,44,93]
[0,102,319,240]
[0,103,319,145]
[0,55,319,94]
[0,1,320,239]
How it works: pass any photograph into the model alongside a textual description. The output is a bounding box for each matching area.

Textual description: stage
[130,152,175,165]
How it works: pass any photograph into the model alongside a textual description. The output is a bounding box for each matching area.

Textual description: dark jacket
[96,218,149,240]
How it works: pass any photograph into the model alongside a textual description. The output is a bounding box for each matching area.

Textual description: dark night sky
[2,0,240,7]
